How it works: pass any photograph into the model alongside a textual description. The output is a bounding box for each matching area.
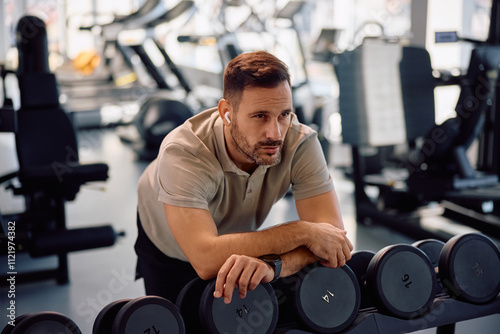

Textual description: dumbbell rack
[335,295,500,334]
[276,295,500,333]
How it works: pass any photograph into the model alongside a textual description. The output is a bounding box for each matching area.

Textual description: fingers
[338,253,347,267]
[214,255,272,304]
[321,237,353,268]
[238,262,268,299]
[342,238,353,261]
[320,250,347,268]
[308,223,355,268]
[219,255,243,304]
[214,255,237,302]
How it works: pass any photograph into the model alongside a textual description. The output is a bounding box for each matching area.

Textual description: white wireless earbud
[224,112,231,124]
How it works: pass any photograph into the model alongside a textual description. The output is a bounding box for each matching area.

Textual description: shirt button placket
[245,179,253,200]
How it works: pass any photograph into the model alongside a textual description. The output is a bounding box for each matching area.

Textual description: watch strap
[260,254,282,283]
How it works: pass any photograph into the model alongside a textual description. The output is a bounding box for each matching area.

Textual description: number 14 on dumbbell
[143,326,160,334]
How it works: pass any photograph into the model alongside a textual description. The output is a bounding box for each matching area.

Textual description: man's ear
[218,99,232,125]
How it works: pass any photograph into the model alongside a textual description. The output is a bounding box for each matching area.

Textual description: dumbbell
[2,313,30,334]
[347,244,438,319]
[274,328,312,333]
[272,263,360,333]
[2,314,28,334]
[93,296,185,334]
[412,238,446,295]
[345,250,377,310]
[175,278,207,333]
[414,233,500,304]
[1,312,81,334]
[176,277,279,334]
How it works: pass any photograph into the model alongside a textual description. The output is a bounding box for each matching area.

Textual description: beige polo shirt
[137,107,334,261]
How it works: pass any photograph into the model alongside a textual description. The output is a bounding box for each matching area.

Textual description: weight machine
[0,16,123,285]
[333,1,500,242]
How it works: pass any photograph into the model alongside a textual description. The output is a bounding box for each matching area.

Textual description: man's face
[226,81,293,172]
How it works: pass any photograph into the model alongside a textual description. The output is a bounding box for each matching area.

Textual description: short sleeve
[290,133,334,200]
[157,143,221,210]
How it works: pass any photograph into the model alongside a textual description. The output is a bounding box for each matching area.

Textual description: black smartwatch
[260,254,282,283]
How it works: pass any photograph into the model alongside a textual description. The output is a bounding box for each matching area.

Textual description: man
[135,50,353,305]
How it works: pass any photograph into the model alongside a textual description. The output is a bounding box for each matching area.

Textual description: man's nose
[265,119,281,140]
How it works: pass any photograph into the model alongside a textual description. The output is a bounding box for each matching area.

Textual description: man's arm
[164,190,350,280]
[282,189,351,274]
[213,190,353,303]
[165,204,316,278]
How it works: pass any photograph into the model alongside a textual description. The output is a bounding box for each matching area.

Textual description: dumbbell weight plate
[412,239,445,294]
[439,233,500,304]
[11,312,82,334]
[366,244,437,319]
[1,313,31,334]
[412,239,445,268]
[92,299,131,334]
[293,265,360,333]
[176,277,210,334]
[274,329,313,333]
[346,250,376,309]
[113,296,185,334]
[199,279,279,334]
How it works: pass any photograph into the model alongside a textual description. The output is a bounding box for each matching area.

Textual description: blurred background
[1,0,499,333]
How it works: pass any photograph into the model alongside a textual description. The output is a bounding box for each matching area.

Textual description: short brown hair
[223,51,291,110]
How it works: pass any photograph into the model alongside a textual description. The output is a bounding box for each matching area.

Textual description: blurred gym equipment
[0,16,122,285]
[65,1,200,160]
[333,2,500,242]
[57,0,167,114]
[60,1,197,129]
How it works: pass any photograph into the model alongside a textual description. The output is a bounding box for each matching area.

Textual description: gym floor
[0,127,499,333]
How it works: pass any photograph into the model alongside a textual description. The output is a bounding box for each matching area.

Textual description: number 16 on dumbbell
[347,232,500,320]
[347,243,438,319]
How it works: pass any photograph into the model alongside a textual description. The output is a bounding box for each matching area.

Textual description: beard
[230,119,283,166]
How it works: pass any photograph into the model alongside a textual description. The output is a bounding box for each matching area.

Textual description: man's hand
[213,254,274,304]
[305,223,354,268]
[295,191,353,268]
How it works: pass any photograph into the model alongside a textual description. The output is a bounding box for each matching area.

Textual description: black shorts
[134,212,198,303]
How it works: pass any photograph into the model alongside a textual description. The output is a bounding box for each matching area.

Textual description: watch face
[261,254,281,262]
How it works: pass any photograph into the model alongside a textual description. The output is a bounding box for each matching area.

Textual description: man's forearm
[280,246,318,277]
[165,202,350,280]
[197,220,311,279]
